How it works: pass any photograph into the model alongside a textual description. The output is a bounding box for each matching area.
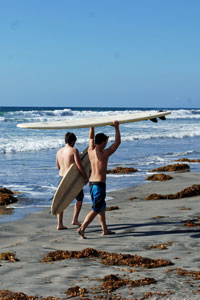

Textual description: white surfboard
[17,110,171,130]
[51,147,90,216]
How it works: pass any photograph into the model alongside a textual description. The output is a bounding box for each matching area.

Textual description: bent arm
[56,154,60,170]
[74,149,88,184]
[106,120,121,156]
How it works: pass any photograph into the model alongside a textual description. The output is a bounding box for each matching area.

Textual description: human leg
[57,211,68,230]
[98,210,115,235]
[72,200,82,226]
[72,190,84,226]
[77,210,97,239]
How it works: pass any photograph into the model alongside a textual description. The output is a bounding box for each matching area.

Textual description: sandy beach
[1,171,200,300]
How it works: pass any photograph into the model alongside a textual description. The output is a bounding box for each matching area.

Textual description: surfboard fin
[159,116,166,120]
[150,118,158,123]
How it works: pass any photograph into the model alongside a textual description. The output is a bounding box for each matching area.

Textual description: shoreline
[1,171,200,299]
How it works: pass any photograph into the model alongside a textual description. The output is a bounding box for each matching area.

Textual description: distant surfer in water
[56,132,88,230]
[78,120,121,238]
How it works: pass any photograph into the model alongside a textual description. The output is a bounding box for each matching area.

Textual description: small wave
[5,108,74,122]
[107,174,138,177]
[165,150,198,157]
[168,109,200,119]
[0,117,5,122]
[121,126,200,141]
[9,204,51,209]
[0,137,64,154]
[44,109,73,117]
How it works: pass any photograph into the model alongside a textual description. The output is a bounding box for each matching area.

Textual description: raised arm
[89,127,95,150]
[105,120,121,156]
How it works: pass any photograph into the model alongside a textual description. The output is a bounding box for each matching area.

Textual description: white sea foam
[5,108,74,122]
[168,109,200,119]
[165,150,198,157]
[9,204,51,208]
[2,121,200,153]
[107,174,138,178]
[0,136,64,153]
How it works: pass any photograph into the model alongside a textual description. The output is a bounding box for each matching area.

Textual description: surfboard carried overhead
[17,110,171,129]
[18,110,171,216]
[51,147,90,215]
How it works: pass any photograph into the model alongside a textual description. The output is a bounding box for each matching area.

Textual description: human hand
[112,120,119,127]
[84,176,89,185]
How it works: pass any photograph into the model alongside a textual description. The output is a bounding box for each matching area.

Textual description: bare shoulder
[73,147,80,157]
[103,147,114,158]
[73,147,79,153]
[56,147,63,156]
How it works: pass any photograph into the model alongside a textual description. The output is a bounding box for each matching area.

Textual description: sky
[0,0,200,108]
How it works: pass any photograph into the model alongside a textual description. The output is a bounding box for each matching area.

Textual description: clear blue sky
[1,0,200,108]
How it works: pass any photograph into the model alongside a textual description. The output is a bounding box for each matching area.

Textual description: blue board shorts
[89,182,106,214]
[59,176,84,201]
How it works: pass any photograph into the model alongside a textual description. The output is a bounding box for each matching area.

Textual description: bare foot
[57,225,68,230]
[102,230,115,236]
[72,220,81,227]
[77,228,86,239]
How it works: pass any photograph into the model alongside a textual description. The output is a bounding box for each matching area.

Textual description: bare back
[88,148,109,182]
[56,145,76,176]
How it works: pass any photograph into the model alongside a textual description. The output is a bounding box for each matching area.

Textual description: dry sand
[0,172,200,299]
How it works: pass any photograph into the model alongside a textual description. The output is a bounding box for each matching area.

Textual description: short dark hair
[95,133,108,145]
[65,132,77,145]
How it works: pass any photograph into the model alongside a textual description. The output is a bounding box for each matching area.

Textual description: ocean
[1,106,200,223]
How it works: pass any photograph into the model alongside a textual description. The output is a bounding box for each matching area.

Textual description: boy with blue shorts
[78,121,121,238]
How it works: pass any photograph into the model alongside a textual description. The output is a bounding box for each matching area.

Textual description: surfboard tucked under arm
[17,110,171,129]
[51,147,90,215]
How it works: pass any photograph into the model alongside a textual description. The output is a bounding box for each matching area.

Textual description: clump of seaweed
[129,196,137,201]
[184,219,200,227]
[100,274,156,292]
[65,286,87,297]
[0,289,59,300]
[168,268,200,280]
[176,158,200,163]
[145,184,200,200]
[41,247,173,269]
[147,241,174,251]
[139,291,175,299]
[0,252,19,262]
[107,167,137,174]
[0,190,19,206]
[0,188,14,194]
[151,163,190,172]
[106,206,119,211]
[178,206,191,210]
[152,216,168,219]
[146,174,173,181]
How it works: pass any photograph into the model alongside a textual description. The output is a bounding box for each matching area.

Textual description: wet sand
[0,172,200,299]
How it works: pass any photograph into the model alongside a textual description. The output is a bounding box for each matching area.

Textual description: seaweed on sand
[0,252,19,262]
[100,274,156,292]
[41,247,173,269]
[145,184,200,200]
